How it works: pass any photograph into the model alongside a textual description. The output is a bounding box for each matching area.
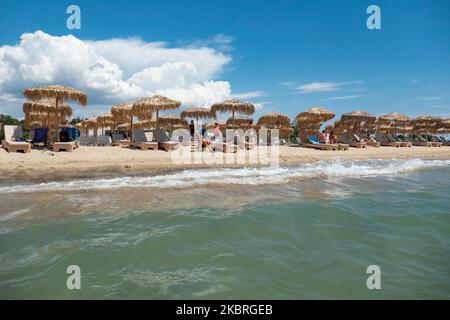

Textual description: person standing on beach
[213,122,223,141]
[189,120,195,140]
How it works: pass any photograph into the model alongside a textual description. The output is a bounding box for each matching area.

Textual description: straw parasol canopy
[23,99,73,132]
[412,115,442,134]
[296,107,335,123]
[132,95,181,127]
[436,118,450,134]
[97,112,114,125]
[226,116,253,128]
[296,107,335,141]
[23,98,72,115]
[180,107,215,122]
[278,126,294,138]
[211,99,255,128]
[257,112,290,128]
[132,95,181,140]
[96,112,115,134]
[339,110,376,135]
[377,113,410,137]
[23,85,87,106]
[158,113,188,128]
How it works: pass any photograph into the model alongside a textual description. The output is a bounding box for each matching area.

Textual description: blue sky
[0,0,449,121]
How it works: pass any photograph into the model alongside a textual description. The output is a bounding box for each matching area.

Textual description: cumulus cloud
[0,30,239,114]
[281,80,363,93]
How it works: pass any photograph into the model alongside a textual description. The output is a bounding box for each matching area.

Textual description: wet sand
[1,145,450,183]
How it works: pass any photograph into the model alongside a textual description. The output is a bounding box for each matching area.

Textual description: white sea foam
[0,159,448,194]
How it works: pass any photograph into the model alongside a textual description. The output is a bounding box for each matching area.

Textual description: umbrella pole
[232,110,235,129]
[155,110,159,142]
[130,115,133,141]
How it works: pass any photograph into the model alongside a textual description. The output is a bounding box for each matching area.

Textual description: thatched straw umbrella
[112,101,153,138]
[210,99,255,129]
[339,110,376,136]
[132,95,181,128]
[111,102,133,123]
[97,112,115,135]
[117,120,155,131]
[23,86,85,122]
[23,99,74,141]
[257,112,290,128]
[226,116,253,128]
[435,118,450,134]
[180,107,215,124]
[132,95,181,125]
[295,107,335,141]
[378,113,410,138]
[158,113,188,131]
[278,126,294,139]
[412,115,442,137]
[23,85,86,141]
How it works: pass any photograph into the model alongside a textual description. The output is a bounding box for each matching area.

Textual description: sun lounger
[111,134,130,147]
[2,125,32,153]
[31,128,49,147]
[394,135,412,147]
[96,135,112,146]
[339,133,366,148]
[353,133,380,148]
[131,129,158,150]
[411,135,432,147]
[430,136,442,147]
[301,135,338,151]
[156,129,179,152]
[209,140,238,153]
[53,141,79,152]
[377,134,401,147]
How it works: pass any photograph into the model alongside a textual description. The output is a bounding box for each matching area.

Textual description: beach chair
[301,135,338,151]
[78,136,90,146]
[156,129,179,152]
[339,133,366,148]
[111,133,130,147]
[430,136,442,147]
[53,141,79,152]
[359,134,380,148]
[209,140,238,153]
[377,134,401,147]
[96,135,112,146]
[438,136,450,146]
[31,128,49,147]
[395,135,412,147]
[131,129,158,150]
[411,135,432,147]
[2,125,32,153]
[52,128,80,152]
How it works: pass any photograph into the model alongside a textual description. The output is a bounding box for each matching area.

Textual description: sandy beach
[1,145,449,183]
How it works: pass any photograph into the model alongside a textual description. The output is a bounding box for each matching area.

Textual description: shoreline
[1,145,450,184]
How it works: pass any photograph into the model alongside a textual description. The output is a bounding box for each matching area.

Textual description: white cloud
[418,96,442,101]
[296,82,341,93]
[231,91,265,99]
[283,80,363,93]
[0,30,240,115]
[328,95,362,101]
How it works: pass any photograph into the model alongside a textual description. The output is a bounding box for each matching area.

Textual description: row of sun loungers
[2,124,448,153]
[299,136,349,151]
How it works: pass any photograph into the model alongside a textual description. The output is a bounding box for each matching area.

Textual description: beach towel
[308,135,320,144]
[60,127,80,141]
[31,128,48,144]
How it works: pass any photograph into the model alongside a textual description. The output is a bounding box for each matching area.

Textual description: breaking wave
[1,159,449,193]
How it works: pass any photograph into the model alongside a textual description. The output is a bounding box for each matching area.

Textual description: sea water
[0,159,449,299]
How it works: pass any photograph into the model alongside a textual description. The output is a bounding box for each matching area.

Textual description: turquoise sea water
[0,158,449,299]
